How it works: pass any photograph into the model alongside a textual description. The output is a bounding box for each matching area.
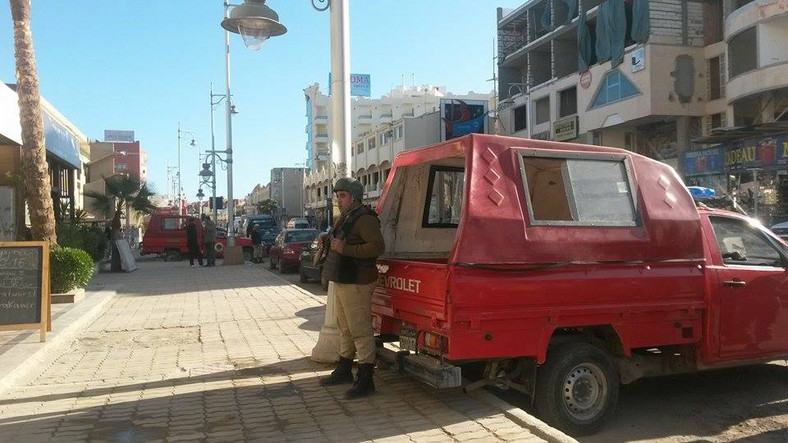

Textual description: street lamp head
[222,0,287,51]
[196,188,205,199]
[199,163,214,178]
[190,138,196,147]
[230,104,239,115]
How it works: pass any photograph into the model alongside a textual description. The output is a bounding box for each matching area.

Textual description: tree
[10,0,56,244]
[257,198,279,215]
[84,174,156,229]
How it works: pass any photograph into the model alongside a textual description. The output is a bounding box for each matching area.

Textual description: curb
[468,389,578,443]
[0,286,118,395]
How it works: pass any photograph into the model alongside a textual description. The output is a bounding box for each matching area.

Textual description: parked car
[141,213,254,262]
[299,233,329,290]
[286,217,310,229]
[269,229,320,273]
[254,224,279,256]
[770,221,788,240]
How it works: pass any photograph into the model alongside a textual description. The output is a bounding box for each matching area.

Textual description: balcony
[314,133,329,143]
[727,63,788,104]
[314,115,328,123]
[727,0,788,39]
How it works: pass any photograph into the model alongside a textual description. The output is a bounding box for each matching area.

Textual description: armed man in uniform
[319,177,385,398]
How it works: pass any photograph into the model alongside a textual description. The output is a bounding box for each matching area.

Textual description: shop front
[688,133,788,225]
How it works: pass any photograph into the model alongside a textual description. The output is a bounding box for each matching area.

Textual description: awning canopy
[693,121,788,145]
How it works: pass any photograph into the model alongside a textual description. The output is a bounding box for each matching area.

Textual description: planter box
[51,287,85,304]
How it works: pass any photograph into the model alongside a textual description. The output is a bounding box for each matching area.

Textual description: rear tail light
[424,331,447,352]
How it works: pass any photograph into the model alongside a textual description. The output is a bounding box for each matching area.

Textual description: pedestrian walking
[186,217,204,267]
[250,225,263,263]
[319,177,385,398]
[202,214,217,267]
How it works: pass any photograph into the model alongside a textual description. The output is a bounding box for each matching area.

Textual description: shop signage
[328,73,372,97]
[554,116,578,142]
[42,110,80,169]
[580,71,592,89]
[683,147,724,176]
[104,130,135,142]
[531,131,552,141]
[723,134,788,171]
[631,46,645,73]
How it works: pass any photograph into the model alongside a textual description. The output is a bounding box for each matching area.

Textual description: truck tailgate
[373,258,448,328]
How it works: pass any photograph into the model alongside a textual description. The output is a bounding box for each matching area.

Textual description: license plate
[399,327,417,351]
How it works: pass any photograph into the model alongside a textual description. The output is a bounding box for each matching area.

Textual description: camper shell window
[422,166,464,228]
[518,151,638,226]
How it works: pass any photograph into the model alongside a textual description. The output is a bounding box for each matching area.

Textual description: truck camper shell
[377,134,704,265]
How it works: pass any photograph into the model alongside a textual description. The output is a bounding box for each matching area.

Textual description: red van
[373,134,788,435]
[141,214,254,262]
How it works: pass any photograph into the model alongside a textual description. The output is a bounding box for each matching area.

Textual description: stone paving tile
[0,261,548,442]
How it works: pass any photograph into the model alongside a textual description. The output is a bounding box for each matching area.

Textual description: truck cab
[372,134,788,436]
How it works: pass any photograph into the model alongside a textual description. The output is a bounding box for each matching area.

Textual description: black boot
[345,363,375,398]
[320,356,354,386]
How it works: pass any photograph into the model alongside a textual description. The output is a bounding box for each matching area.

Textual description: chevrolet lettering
[379,275,421,294]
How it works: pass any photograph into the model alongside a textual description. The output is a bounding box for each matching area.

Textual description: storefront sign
[554,116,578,142]
[440,99,488,141]
[723,134,788,171]
[683,147,724,176]
[631,46,645,73]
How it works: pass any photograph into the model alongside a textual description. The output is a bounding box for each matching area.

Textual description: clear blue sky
[0,1,523,203]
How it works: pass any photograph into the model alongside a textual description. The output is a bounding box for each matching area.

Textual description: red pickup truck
[372,134,788,436]
[141,213,254,262]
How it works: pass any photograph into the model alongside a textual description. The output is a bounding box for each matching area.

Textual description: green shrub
[55,224,109,262]
[50,247,94,294]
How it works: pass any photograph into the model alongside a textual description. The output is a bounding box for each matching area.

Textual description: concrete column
[311,0,350,363]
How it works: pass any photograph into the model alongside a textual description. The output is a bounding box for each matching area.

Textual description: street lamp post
[221,0,346,362]
[177,123,197,216]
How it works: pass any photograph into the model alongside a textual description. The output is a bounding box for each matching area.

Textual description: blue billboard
[327,73,372,97]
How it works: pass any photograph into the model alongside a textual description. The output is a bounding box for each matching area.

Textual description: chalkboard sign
[0,242,49,341]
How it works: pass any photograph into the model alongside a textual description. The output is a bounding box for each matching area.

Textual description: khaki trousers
[333,281,376,364]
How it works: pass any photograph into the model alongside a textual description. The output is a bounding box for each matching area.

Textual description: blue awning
[42,109,80,168]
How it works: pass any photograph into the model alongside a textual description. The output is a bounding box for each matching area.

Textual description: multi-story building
[495,0,788,223]
[245,183,270,215]
[304,83,492,222]
[84,137,148,221]
[270,167,306,223]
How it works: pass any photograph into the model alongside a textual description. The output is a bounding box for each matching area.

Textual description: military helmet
[333,177,364,201]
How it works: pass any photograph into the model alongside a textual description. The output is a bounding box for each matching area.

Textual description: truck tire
[269,256,277,270]
[299,266,308,283]
[164,250,182,262]
[243,248,253,263]
[534,342,619,436]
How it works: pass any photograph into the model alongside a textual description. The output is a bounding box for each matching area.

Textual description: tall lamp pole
[221,0,344,361]
[177,123,197,216]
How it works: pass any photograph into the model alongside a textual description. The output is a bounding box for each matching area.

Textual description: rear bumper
[376,344,461,389]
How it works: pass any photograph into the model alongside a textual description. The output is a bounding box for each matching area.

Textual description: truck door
[707,215,788,359]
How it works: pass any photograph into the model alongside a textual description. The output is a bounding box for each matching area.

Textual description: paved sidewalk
[0,259,558,442]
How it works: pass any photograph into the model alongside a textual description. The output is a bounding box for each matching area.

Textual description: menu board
[0,242,49,341]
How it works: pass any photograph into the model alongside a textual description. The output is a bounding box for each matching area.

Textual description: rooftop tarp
[631,0,651,44]
[595,0,626,67]
[577,10,593,72]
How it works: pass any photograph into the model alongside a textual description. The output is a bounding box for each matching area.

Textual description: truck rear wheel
[164,250,182,262]
[269,256,277,270]
[534,342,618,436]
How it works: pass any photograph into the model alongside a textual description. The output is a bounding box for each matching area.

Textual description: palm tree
[10,0,56,244]
[84,174,156,230]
